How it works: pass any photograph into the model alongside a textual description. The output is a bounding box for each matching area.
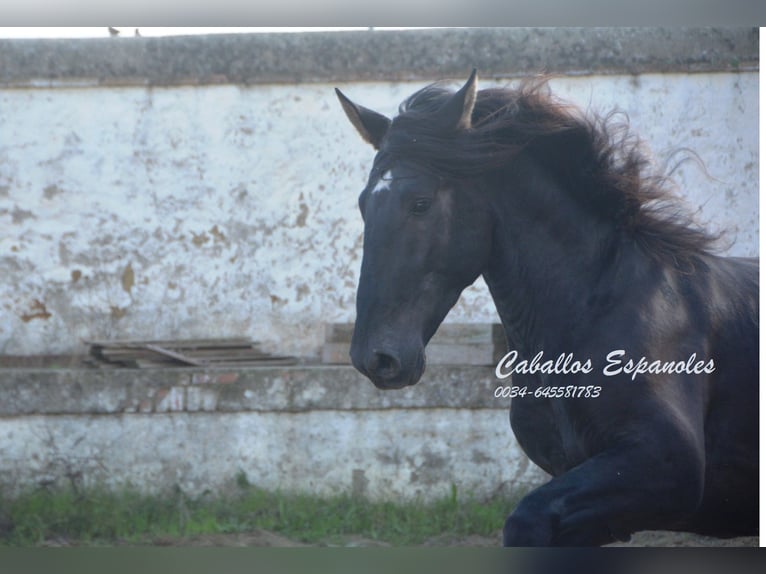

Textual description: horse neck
[480,159,645,356]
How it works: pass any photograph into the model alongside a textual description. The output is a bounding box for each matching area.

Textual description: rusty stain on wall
[43,185,65,199]
[110,306,127,320]
[20,299,52,322]
[210,225,226,242]
[191,232,209,247]
[121,263,134,294]
[11,206,35,224]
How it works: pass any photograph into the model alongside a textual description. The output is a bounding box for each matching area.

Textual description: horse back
[695,255,758,535]
[704,255,757,420]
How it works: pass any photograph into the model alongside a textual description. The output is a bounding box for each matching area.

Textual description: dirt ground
[141,529,758,548]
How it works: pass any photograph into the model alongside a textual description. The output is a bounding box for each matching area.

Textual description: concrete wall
[0,365,546,500]
[0,28,759,502]
[0,28,759,358]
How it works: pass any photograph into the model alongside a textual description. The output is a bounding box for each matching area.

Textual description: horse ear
[439,68,478,130]
[335,88,391,150]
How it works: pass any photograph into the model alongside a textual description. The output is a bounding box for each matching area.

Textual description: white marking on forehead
[371,170,392,194]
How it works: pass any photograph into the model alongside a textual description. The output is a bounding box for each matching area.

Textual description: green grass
[0,481,524,546]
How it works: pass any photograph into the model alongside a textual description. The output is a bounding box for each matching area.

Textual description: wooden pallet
[85,338,297,369]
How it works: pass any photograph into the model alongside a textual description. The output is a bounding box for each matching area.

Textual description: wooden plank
[144,344,208,367]
[173,349,273,359]
[425,343,495,366]
[323,323,502,345]
[429,324,495,345]
[322,323,508,366]
[134,358,184,369]
[324,324,356,344]
[321,342,496,366]
[322,343,350,364]
[86,337,297,369]
[94,347,270,361]
[131,357,298,369]
[85,337,255,349]
[202,358,299,367]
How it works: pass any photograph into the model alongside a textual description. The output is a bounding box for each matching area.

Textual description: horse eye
[411,198,432,215]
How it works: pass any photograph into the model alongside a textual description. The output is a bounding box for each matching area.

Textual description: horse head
[336,71,493,389]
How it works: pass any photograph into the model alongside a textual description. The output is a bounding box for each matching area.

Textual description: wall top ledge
[0,365,508,415]
[0,27,758,89]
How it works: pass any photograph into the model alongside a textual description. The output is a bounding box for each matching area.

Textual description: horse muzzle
[350,339,426,390]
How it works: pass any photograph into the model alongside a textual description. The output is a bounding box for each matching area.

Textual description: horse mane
[385,79,721,264]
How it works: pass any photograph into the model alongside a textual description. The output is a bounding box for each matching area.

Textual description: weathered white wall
[0,409,545,500]
[0,72,758,356]
[0,365,546,500]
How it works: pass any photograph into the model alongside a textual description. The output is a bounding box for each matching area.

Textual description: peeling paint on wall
[121,263,134,294]
[0,73,758,356]
[19,299,52,323]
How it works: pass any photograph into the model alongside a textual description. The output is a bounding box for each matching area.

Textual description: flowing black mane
[384,80,720,264]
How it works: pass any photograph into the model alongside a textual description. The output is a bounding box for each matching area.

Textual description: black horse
[336,70,758,546]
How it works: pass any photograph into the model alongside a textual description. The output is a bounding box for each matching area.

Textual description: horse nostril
[368,350,402,380]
